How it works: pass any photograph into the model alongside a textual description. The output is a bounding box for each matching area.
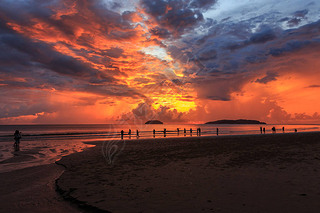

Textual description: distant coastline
[205,119,266,124]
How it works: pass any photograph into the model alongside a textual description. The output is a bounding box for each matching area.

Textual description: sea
[0,123,319,172]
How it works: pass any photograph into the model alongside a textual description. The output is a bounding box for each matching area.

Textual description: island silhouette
[145,120,163,124]
[205,119,266,124]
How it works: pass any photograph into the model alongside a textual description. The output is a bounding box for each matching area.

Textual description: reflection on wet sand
[0,141,94,173]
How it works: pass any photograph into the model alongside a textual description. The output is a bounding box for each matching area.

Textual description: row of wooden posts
[119,128,223,139]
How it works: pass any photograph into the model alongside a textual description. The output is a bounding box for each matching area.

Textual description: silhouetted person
[190,128,192,136]
[295,129,297,133]
[260,127,262,134]
[272,127,276,133]
[13,130,21,151]
[121,130,124,139]
[184,128,186,135]
[164,128,166,137]
[263,127,265,134]
[177,128,180,135]
[136,130,139,137]
[282,127,285,133]
[198,128,201,136]
[216,128,219,136]
[153,129,156,137]
[128,129,131,136]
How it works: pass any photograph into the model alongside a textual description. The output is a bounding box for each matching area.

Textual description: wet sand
[0,163,82,213]
[55,132,320,213]
[0,141,94,173]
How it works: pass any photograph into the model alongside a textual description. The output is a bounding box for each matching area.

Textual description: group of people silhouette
[120,126,302,139]
[121,129,139,139]
[120,127,203,139]
[260,126,297,134]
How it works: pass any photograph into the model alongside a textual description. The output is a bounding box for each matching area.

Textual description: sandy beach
[52,132,320,213]
[0,163,82,213]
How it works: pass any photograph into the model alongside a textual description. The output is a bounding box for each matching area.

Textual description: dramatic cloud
[0,0,319,124]
[141,0,218,37]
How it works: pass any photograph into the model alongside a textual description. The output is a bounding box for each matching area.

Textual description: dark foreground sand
[55,132,320,213]
[0,163,82,213]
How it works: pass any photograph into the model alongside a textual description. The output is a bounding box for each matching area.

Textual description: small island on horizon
[145,120,163,124]
[205,119,266,124]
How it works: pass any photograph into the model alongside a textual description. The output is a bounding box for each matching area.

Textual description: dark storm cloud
[0,31,113,81]
[194,75,249,101]
[268,40,312,57]
[0,100,57,119]
[249,28,277,44]
[285,9,309,27]
[293,9,309,18]
[190,0,218,10]
[223,27,278,51]
[195,46,217,61]
[306,85,320,88]
[255,71,279,84]
[0,0,138,42]
[169,15,320,101]
[140,0,218,36]
[149,27,171,38]
[101,47,124,58]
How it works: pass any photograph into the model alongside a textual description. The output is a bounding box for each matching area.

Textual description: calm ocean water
[0,123,320,143]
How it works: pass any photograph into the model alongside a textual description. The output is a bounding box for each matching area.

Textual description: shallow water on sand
[0,140,94,173]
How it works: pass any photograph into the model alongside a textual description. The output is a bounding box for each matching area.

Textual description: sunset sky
[0,0,319,124]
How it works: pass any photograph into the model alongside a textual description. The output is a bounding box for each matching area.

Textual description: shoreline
[55,132,320,213]
[86,130,320,143]
[82,131,320,147]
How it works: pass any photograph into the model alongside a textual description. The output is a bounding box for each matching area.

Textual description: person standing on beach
[216,128,219,136]
[260,127,262,134]
[13,130,21,150]
[263,127,265,134]
[121,130,124,139]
